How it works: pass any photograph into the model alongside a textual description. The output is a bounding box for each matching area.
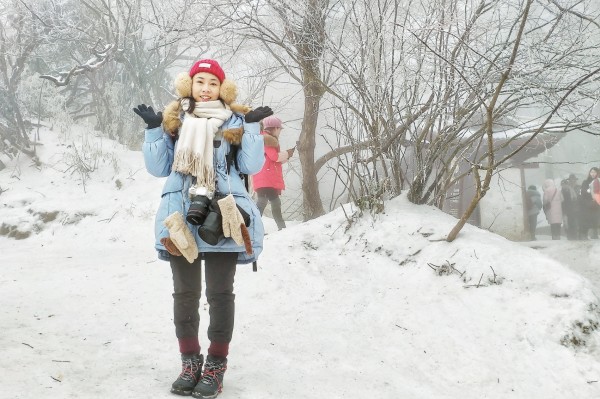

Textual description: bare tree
[210,0,600,228]
[0,0,227,154]
[3,0,598,240]
[219,0,337,220]
[307,0,600,238]
[0,0,50,167]
[0,0,237,169]
[35,0,224,142]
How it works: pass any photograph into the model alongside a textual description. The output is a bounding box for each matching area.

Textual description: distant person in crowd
[525,185,543,240]
[561,176,578,240]
[542,178,563,240]
[134,58,272,398]
[252,115,295,231]
[579,167,600,240]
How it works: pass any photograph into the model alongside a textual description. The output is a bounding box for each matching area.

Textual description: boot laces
[200,359,227,390]
[179,357,201,382]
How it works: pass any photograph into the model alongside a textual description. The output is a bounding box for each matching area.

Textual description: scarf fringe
[173,149,215,190]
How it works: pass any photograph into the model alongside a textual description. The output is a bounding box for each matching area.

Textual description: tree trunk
[298,76,325,220]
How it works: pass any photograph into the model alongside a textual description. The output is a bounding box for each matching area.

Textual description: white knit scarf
[172,100,232,191]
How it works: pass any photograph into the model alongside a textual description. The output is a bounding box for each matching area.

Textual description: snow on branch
[39,42,120,86]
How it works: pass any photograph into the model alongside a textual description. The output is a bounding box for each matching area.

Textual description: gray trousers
[170,252,237,344]
[527,214,538,239]
[256,187,286,230]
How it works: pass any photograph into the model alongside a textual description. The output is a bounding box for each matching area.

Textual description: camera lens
[186,195,211,225]
[198,211,224,245]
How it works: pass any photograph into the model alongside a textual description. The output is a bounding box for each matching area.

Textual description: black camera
[198,199,225,245]
[187,188,252,246]
[186,186,212,225]
[198,196,252,246]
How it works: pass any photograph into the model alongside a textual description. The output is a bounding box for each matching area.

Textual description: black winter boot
[171,353,204,396]
[192,355,227,398]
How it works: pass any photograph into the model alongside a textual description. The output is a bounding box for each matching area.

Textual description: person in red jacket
[579,167,600,239]
[252,116,295,230]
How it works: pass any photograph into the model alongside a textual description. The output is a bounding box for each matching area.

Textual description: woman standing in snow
[134,59,271,398]
[561,175,579,240]
[542,179,563,240]
[525,185,542,240]
[578,167,600,239]
[252,115,295,230]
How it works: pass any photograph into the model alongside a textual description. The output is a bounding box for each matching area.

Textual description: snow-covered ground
[521,239,600,292]
[1,126,600,399]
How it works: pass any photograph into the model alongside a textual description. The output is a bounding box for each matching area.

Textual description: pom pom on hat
[189,59,225,83]
[262,116,282,129]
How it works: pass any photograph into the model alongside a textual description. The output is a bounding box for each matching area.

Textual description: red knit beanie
[188,59,225,83]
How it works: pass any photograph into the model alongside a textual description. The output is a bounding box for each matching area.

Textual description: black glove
[133,104,163,129]
[245,106,273,123]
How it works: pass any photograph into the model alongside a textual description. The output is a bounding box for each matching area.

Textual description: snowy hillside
[1,126,600,399]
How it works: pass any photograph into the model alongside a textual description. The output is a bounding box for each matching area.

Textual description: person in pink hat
[134,58,273,398]
[252,115,295,230]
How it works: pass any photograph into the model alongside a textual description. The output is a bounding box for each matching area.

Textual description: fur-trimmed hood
[162,72,252,144]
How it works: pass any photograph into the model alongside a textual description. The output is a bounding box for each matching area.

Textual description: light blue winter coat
[142,113,265,264]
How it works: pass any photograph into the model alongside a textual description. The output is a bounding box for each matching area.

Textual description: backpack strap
[225,143,237,175]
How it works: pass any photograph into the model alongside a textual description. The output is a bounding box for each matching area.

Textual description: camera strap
[223,143,258,272]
